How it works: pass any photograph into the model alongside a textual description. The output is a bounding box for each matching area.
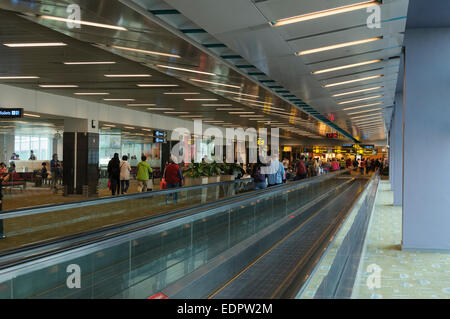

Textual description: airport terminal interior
[0,0,448,300]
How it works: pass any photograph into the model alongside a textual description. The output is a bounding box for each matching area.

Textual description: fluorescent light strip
[39,84,78,88]
[4,42,66,47]
[249,104,287,112]
[348,108,382,115]
[39,15,127,31]
[157,65,216,76]
[111,45,181,59]
[147,108,174,111]
[64,62,115,65]
[324,75,383,88]
[105,74,151,78]
[203,104,233,107]
[0,76,39,79]
[215,89,259,98]
[338,95,382,105]
[142,129,152,132]
[332,86,383,97]
[313,59,382,74]
[234,97,273,106]
[164,112,189,114]
[272,1,378,26]
[240,115,264,118]
[124,126,135,129]
[216,108,244,111]
[343,102,382,111]
[127,104,156,107]
[179,115,203,118]
[185,99,218,101]
[164,92,200,95]
[137,84,179,88]
[75,92,110,96]
[103,98,135,101]
[229,112,255,115]
[103,124,116,127]
[297,37,381,56]
[24,113,40,118]
[190,78,241,89]
[353,119,383,125]
[351,112,383,119]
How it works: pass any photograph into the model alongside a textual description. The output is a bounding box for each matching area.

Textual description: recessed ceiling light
[324,75,383,88]
[147,108,174,111]
[137,84,179,88]
[164,112,189,114]
[157,65,216,76]
[105,74,151,78]
[103,98,135,101]
[24,113,40,118]
[297,37,382,56]
[332,86,383,97]
[4,42,67,47]
[190,78,241,89]
[39,84,79,88]
[124,126,135,129]
[142,129,152,132]
[103,124,116,127]
[164,92,200,95]
[185,98,218,101]
[39,15,127,31]
[343,102,383,111]
[271,1,379,26]
[215,89,260,98]
[127,104,156,107]
[179,115,203,118]
[348,108,382,115]
[234,97,273,105]
[111,45,181,59]
[312,59,382,75]
[74,92,110,96]
[64,61,116,65]
[338,95,382,105]
[350,112,383,119]
[202,104,233,107]
[0,76,39,79]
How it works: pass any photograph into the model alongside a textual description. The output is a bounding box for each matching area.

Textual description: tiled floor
[299,180,450,299]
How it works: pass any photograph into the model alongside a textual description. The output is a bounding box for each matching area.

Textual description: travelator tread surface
[210,179,367,299]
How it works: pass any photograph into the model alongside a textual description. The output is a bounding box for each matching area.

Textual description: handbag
[160,178,167,190]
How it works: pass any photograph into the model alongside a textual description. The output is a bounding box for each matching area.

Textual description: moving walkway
[0,170,378,299]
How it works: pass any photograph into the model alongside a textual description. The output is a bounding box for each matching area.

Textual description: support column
[63,119,99,196]
[392,93,403,206]
[389,120,394,188]
[402,28,450,250]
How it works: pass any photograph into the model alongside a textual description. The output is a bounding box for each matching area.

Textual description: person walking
[359,158,365,175]
[294,155,307,180]
[252,163,267,189]
[50,154,62,193]
[267,155,286,187]
[107,153,121,196]
[0,173,10,239]
[136,155,153,192]
[120,155,131,195]
[164,158,183,203]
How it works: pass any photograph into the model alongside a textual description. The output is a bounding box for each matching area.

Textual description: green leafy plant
[182,161,244,178]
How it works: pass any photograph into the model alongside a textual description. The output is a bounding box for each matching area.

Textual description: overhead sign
[0,108,23,118]
[154,137,166,143]
[154,130,166,138]
[326,133,338,138]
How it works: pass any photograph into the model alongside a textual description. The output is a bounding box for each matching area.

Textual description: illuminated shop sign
[326,133,338,138]
[0,108,23,118]
[154,130,166,137]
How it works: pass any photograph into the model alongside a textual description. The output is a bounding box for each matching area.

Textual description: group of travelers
[355,157,383,175]
[107,154,153,196]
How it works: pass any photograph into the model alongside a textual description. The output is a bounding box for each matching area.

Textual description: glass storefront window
[14,135,51,160]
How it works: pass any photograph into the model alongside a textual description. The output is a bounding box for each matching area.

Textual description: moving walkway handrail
[0,177,253,219]
[0,170,350,275]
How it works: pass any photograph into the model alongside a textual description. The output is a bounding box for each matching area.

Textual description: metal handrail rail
[0,177,254,219]
[0,170,351,278]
